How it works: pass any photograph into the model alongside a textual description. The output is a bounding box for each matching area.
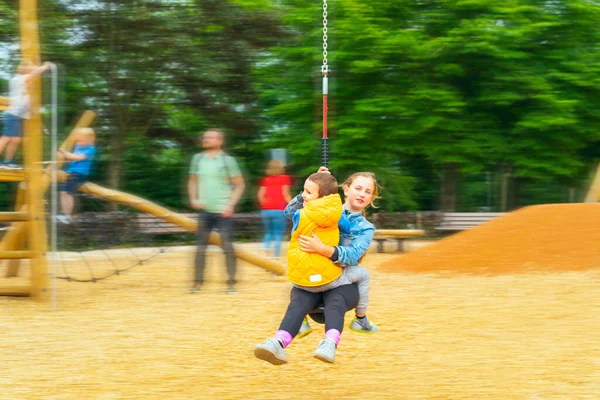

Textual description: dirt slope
[380,203,600,275]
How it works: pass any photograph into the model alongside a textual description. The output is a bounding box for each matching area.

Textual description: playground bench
[436,212,505,232]
[372,229,425,253]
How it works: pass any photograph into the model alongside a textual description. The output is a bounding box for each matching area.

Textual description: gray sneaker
[225,284,238,295]
[296,317,313,339]
[55,214,72,225]
[3,163,22,170]
[254,338,288,365]
[349,316,379,334]
[189,285,201,294]
[313,338,337,363]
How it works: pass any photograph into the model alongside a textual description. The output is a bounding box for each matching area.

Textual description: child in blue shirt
[56,127,97,224]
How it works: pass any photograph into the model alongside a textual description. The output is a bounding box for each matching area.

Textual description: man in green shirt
[187,129,245,294]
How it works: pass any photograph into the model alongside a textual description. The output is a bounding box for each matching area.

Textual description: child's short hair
[78,127,95,138]
[307,172,338,197]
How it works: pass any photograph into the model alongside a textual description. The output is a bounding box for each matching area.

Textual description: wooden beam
[0,170,27,182]
[0,251,35,259]
[0,212,29,222]
[0,283,30,297]
[20,0,48,300]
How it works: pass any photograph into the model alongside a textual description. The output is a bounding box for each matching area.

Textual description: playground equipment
[0,0,285,299]
[0,0,48,298]
[0,106,285,297]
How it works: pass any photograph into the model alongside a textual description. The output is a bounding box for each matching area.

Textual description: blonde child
[1,61,51,169]
[56,128,97,224]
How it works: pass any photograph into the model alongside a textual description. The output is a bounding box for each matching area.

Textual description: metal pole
[49,62,58,311]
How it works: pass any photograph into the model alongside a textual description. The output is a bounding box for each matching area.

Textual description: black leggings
[278,284,359,336]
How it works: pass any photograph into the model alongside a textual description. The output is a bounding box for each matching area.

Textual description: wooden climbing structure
[0,0,48,298]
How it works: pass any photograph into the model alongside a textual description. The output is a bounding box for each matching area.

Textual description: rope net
[51,193,195,283]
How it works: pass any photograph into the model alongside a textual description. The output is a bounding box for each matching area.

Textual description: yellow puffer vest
[288,193,343,286]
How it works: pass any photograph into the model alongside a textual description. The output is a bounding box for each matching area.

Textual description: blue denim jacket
[284,194,374,267]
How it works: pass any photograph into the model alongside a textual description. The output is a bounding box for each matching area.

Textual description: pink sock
[274,330,293,348]
[324,329,341,346]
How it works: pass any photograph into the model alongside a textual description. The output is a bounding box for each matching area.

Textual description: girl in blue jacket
[255,169,381,364]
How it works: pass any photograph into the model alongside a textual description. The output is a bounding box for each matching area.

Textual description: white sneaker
[254,338,288,365]
[313,338,337,363]
[56,214,72,225]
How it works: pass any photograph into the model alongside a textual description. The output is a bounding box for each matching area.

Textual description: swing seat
[308,304,325,324]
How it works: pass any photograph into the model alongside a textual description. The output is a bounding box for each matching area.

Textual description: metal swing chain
[321,0,329,167]
[321,0,329,76]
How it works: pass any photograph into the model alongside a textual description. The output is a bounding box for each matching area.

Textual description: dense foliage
[1,0,600,212]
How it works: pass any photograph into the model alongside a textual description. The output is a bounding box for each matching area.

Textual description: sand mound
[380,203,600,275]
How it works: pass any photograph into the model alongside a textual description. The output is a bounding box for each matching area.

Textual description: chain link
[321,0,329,75]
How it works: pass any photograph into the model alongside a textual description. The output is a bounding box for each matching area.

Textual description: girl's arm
[298,225,375,267]
[25,62,51,81]
[334,227,374,266]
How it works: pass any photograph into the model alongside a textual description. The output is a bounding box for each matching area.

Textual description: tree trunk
[440,163,459,211]
[107,126,124,210]
[508,177,521,210]
[499,164,512,212]
[568,187,576,203]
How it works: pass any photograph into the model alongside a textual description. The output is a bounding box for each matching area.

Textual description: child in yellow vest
[255,171,380,365]
[287,172,343,287]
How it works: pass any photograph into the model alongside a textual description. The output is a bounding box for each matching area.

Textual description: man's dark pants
[194,211,236,286]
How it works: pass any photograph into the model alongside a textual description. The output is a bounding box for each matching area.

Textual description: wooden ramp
[78,182,286,276]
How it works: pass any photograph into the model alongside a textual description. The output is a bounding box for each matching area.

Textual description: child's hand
[317,166,330,174]
[298,233,324,253]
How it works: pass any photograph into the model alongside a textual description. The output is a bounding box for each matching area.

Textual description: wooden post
[20,0,48,299]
